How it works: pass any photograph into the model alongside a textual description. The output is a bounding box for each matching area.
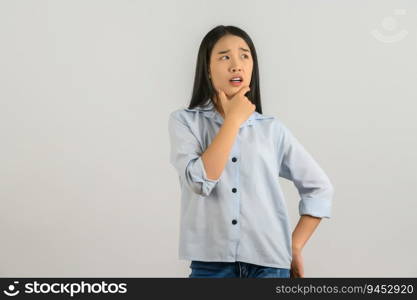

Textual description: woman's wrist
[292,245,303,254]
[223,117,241,129]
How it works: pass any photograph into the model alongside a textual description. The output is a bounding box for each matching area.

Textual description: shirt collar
[185,99,273,128]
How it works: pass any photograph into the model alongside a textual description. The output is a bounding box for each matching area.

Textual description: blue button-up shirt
[168,100,334,269]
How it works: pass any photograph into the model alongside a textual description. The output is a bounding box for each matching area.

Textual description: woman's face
[209,34,253,101]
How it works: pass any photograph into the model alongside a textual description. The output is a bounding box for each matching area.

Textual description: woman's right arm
[202,86,255,180]
[168,86,254,196]
[201,118,241,180]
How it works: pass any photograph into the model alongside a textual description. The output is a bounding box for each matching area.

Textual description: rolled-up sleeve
[168,112,219,197]
[278,123,334,218]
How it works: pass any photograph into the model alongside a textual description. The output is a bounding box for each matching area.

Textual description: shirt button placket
[230,138,241,262]
[231,155,239,227]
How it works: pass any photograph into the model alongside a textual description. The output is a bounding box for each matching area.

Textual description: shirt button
[232,188,237,193]
[232,157,237,162]
[232,219,237,225]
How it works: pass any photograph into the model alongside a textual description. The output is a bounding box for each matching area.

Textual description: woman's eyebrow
[217,47,250,55]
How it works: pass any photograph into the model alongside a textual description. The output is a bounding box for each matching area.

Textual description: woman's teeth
[229,78,243,86]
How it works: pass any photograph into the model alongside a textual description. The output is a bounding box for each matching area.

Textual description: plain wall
[0,0,416,277]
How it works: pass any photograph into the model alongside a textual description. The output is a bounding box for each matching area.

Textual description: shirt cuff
[188,156,220,197]
[298,186,334,219]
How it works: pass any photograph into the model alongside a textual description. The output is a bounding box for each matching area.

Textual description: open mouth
[229,76,243,86]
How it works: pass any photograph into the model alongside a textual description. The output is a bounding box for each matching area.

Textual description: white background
[1,0,416,277]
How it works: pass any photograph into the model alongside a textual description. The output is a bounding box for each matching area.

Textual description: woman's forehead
[213,35,248,50]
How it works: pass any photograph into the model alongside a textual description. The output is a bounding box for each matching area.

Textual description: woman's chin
[217,87,239,99]
[226,89,239,98]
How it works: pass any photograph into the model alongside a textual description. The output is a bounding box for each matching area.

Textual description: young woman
[168,25,334,278]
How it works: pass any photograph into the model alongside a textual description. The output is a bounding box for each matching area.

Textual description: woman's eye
[221,54,249,60]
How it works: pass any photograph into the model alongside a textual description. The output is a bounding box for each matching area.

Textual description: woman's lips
[229,80,243,87]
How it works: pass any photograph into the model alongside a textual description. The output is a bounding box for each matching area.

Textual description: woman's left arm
[277,121,334,278]
[291,215,322,278]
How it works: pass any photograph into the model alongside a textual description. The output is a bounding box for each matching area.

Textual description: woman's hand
[217,86,255,125]
[290,249,305,278]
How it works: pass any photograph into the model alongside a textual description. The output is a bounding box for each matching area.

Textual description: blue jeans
[188,260,290,278]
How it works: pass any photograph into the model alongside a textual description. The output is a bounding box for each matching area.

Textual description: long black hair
[188,25,263,114]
